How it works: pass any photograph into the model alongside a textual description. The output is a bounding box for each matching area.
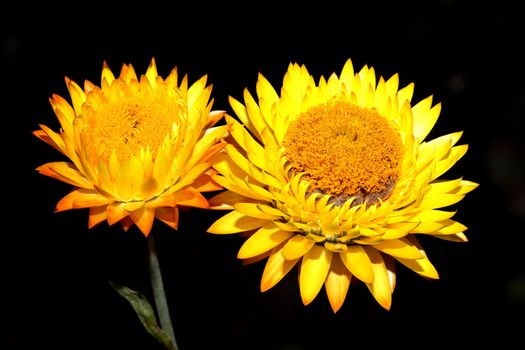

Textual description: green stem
[147,233,178,350]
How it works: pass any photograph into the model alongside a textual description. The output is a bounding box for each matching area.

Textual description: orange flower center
[283,100,403,206]
[81,95,182,163]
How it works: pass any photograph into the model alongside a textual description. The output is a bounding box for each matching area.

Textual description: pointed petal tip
[260,280,272,293]
[300,294,315,306]
[209,110,226,117]
[330,303,342,313]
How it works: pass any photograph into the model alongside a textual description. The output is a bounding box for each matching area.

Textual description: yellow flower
[208,59,477,312]
[35,59,228,236]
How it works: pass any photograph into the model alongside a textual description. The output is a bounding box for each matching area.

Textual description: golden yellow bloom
[35,59,228,236]
[208,59,477,312]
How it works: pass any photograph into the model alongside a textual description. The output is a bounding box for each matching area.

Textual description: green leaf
[109,281,177,350]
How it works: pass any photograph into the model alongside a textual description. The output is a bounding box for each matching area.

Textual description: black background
[3,2,525,349]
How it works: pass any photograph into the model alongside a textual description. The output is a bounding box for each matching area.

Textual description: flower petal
[207,210,267,234]
[191,172,223,193]
[433,232,468,242]
[130,206,155,236]
[364,247,392,310]
[410,209,456,222]
[339,246,374,284]
[88,206,107,228]
[299,245,333,306]
[234,202,285,220]
[106,202,131,225]
[413,98,441,141]
[34,125,66,154]
[208,191,258,210]
[372,238,424,259]
[56,189,113,211]
[396,255,439,279]
[282,235,315,260]
[261,245,300,292]
[436,220,467,235]
[155,207,179,230]
[420,194,465,209]
[241,250,272,265]
[238,225,294,259]
[37,162,91,189]
[173,189,209,208]
[65,77,86,116]
[384,255,397,292]
[432,144,469,180]
[325,254,352,313]
[101,61,115,85]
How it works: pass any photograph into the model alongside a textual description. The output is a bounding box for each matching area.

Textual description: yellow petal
[191,172,223,193]
[208,210,267,234]
[168,162,211,195]
[130,206,155,236]
[432,144,469,180]
[155,207,179,230]
[299,245,333,306]
[173,189,209,209]
[106,202,130,225]
[101,61,115,86]
[121,62,140,82]
[452,180,479,195]
[65,77,86,116]
[364,247,392,310]
[425,178,463,197]
[229,96,260,142]
[34,125,66,155]
[56,189,113,211]
[413,97,441,141]
[396,255,439,279]
[282,235,315,260]
[88,206,107,228]
[381,222,419,240]
[410,209,456,222]
[188,125,229,170]
[234,202,284,220]
[206,110,226,128]
[37,162,91,189]
[238,225,294,259]
[261,245,300,292]
[243,89,269,141]
[384,255,397,292]
[339,245,374,284]
[49,94,75,134]
[325,254,352,313]
[420,194,465,209]
[187,75,208,109]
[434,232,468,242]
[123,201,145,212]
[207,190,258,210]
[145,58,158,89]
[436,220,467,235]
[339,58,354,93]
[241,250,272,265]
[227,117,267,170]
[385,73,399,97]
[372,238,424,259]
[411,221,445,234]
[397,82,414,104]
[212,174,264,201]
